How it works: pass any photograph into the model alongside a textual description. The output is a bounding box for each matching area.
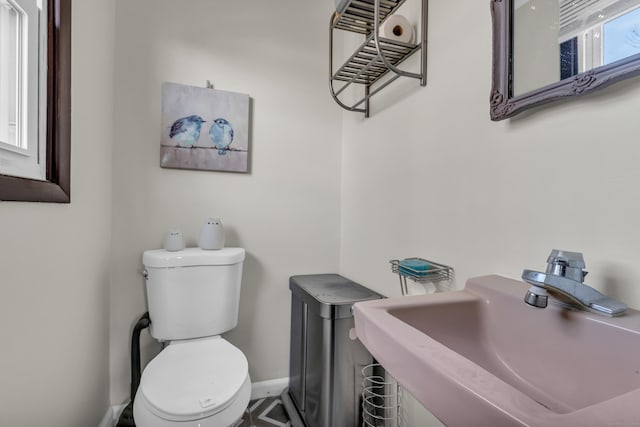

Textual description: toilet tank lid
[143,247,245,268]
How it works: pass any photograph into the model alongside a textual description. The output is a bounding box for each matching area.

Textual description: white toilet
[133,247,251,427]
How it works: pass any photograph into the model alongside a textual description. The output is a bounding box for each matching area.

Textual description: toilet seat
[138,336,249,422]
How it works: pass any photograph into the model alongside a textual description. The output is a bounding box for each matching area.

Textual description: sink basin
[353,275,640,426]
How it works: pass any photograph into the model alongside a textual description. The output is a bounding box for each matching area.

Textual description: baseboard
[98,406,114,427]
[251,377,289,400]
[100,403,127,427]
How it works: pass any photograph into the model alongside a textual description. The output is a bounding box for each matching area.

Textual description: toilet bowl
[133,337,251,427]
[134,247,250,427]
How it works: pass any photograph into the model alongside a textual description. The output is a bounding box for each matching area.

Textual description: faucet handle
[546,249,587,282]
[546,249,585,268]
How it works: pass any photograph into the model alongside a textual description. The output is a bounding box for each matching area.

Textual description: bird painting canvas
[161,82,249,173]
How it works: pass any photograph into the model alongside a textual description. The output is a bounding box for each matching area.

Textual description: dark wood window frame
[0,0,71,202]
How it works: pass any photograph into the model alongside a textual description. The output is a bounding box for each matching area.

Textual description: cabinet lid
[290,274,383,319]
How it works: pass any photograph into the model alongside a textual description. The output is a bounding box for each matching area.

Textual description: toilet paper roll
[379,14,415,44]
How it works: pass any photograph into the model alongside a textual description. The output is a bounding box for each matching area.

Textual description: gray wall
[0,1,115,426]
[109,0,342,405]
[340,1,640,423]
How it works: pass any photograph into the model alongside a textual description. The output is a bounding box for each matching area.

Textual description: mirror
[0,0,71,202]
[490,0,640,120]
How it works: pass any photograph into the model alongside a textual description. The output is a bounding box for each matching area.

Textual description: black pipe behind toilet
[116,312,151,427]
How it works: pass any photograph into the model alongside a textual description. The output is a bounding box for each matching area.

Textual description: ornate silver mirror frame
[490,0,640,121]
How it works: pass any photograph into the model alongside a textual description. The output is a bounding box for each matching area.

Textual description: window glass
[0,1,20,148]
[0,0,45,181]
[560,36,579,79]
[603,6,640,65]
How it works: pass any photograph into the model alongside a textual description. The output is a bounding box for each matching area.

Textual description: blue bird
[169,115,205,147]
[209,118,234,155]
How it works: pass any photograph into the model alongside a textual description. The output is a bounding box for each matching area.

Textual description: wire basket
[390,258,454,296]
[362,363,400,427]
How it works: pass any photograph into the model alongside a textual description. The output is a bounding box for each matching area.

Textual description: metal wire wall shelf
[390,258,454,296]
[330,0,427,117]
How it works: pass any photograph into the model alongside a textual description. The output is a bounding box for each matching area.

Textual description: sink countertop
[353,275,640,427]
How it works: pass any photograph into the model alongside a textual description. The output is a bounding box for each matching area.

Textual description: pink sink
[353,275,640,426]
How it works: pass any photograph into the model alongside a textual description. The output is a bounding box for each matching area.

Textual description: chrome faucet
[522,249,627,317]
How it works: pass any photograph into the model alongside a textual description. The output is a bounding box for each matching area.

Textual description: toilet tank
[142,247,245,341]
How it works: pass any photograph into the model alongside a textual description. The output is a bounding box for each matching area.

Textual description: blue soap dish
[398,258,431,276]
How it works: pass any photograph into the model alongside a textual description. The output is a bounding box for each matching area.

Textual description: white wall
[110,0,342,404]
[0,1,115,426]
[340,0,640,424]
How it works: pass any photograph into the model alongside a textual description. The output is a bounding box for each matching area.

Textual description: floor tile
[238,396,291,427]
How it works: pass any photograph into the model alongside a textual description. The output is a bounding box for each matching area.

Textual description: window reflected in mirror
[512,0,640,97]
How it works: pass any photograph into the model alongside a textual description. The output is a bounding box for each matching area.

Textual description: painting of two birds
[161,82,249,173]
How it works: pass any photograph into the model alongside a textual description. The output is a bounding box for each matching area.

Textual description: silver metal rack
[390,258,454,296]
[362,363,400,427]
[330,0,428,117]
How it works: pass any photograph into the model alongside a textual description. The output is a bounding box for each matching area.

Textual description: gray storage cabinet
[283,274,383,427]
